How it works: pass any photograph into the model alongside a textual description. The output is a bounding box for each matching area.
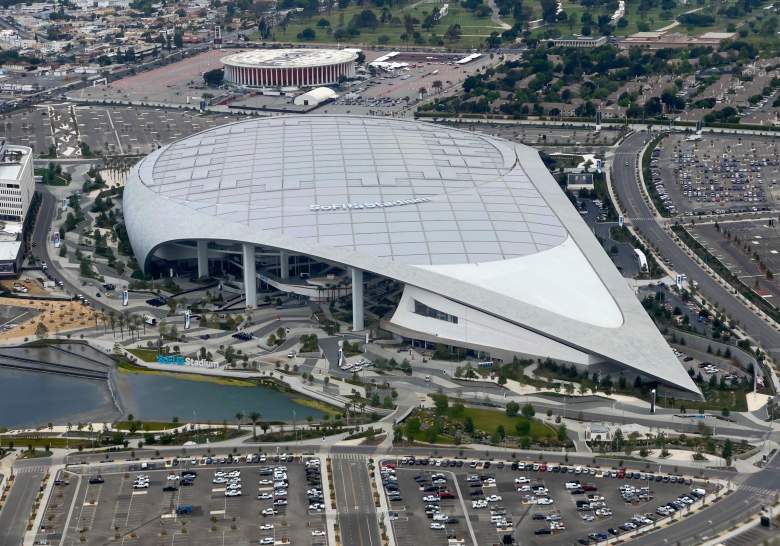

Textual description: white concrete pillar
[197,240,208,278]
[280,250,289,280]
[351,268,364,331]
[243,243,256,308]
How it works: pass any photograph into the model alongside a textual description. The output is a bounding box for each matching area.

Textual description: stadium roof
[124,115,701,395]
[221,49,357,69]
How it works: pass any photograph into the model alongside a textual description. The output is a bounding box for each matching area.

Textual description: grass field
[115,420,178,431]
[117,358,256,387]
[266,0,502,48]
[533,0,743,38]
[127,348,159,362]
[459,406,556,439]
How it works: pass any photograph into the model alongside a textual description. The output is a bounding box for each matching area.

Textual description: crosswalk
[332,453,366,462]
[736,484,779,498]
[13,464,47,474]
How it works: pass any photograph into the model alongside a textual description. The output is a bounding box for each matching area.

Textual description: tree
[521,403,535,419]
[464,416,475,434]
[444,24,461,41]
[557,423,568,442]
[35,322,48,339]
[405,417,421,440]
[173,30,183,49]
[297,27,316,40]
[433,394,449,415]
[722,439,733,464]
[506,401,520,417]
[235,412,244,430]
[248,412,261,439]
[203,68,224,86]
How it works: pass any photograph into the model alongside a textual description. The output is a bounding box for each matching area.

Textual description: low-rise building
[550,35,608,48]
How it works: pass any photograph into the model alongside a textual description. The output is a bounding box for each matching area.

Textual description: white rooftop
[139,116,567,266]
[221,49,357,69]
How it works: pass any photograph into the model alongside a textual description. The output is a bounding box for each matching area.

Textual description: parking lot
[690,218,780,303]
[0,105,238,158]
[40,454,328,546]
[382,457,714,546]
[73,48,229,107]
[656,134,780,215]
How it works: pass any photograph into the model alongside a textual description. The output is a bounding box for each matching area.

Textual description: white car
[132,482,149,489]
[225,489,242,497]
[259,524,274,530]
[228,471,241,478]
[514,477,529,485]
[482,478,496,485]
[517,485,531,492]
[432,512,448,521]
[430,522,445,530]
[259,480,273,485]
[537,497,554,505]
[213,478,227,484]
[257,493,273,500]
[422,495,439,503]
[311,530,326,536]
[472,500,487,509]
[486,495,502,502]
[261,508,278,516]
[166,474,179,481]
[259,539,273,545]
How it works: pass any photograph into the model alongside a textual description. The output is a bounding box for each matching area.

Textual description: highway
[0,465,45,546]
[612,132,780,357]
[331,455,381,546]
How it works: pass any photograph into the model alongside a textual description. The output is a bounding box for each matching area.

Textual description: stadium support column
[351,267,364,331]
[243,243,256,308]
[280,250,289,280]
[196,240,208,278]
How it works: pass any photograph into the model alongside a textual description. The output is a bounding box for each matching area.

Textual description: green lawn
[34,168,69,186]
[460,407,555,439]
[265,1,501,48]
[658,387,749,412]
[115,420,178,431]
[127,348,159,362]
[533,0,742,38]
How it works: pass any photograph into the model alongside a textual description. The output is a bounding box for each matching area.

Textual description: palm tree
[248,411,261,439]
[108,311,116,337]
[235,412,244,431]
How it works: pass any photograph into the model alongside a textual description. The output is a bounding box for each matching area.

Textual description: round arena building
[221,49,357,88]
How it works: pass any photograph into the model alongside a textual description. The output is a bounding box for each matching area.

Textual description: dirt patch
[0,298,98,340]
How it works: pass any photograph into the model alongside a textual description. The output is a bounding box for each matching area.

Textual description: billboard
[122,289,129,306]
[184,309,191,330]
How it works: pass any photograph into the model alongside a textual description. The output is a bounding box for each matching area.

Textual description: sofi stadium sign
[157,355,219,369]
[310,197,431,212]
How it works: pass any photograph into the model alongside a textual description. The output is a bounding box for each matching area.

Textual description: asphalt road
[630,445,780,546]
[613,132,780,357]
[332,455,381,546]
[0,466,45,546]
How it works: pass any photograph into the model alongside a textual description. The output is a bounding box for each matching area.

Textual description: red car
[438,491,455,499]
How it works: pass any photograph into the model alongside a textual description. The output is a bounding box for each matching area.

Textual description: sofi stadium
[123,115,700,397]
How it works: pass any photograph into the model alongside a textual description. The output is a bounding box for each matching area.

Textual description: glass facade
[413,300,458,324]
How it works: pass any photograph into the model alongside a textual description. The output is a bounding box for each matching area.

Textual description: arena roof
[221,49,357,69]
[124,115,701,395]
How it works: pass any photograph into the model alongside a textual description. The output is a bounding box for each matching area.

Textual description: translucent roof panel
[137,116,568,265]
